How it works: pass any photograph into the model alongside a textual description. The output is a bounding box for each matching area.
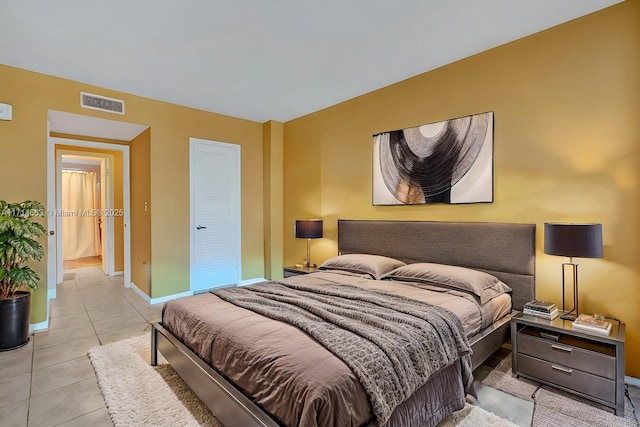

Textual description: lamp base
[560,309,577,321]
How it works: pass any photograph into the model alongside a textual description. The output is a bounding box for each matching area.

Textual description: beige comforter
[161,271,510,426]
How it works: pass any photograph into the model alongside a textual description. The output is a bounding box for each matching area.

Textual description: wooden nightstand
[511,312,625,415]
[283,266,319,277]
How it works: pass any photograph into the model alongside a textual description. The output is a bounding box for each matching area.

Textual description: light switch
[0,103,12,121]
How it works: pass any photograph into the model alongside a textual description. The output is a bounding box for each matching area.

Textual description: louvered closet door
[190,138,241,293]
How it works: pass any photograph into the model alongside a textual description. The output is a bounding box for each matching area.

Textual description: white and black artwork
[373,111,493,205]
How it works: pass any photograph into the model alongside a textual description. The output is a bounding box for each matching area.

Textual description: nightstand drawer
[517,353,616,404]
[517,327,615,380]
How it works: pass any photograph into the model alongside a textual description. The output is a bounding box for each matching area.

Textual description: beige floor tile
[28,378,106,427]
[87,303,138,322]
[75,278,116,289]
[0,400,29,427]
[82,286,129,297]
[92,312,147,335]
[83,295,132,312]
[134,304,164,321]
[31,355,96,397]
[33,322,96,349]
[57,285,81,293]
[0,371,31,409]
[50,302,87,318]
[57,407,113,427]
[98,322,152,345]
[51,292,82,304]
[0,338,33,378]
[48,311,91,330]
[124,292,151,310]
[33,335,100,371]
[108,274,125,284]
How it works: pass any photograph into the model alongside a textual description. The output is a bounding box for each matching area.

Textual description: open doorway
[53,143,124,286]
[47,110,150,304]
[59,153,110,274]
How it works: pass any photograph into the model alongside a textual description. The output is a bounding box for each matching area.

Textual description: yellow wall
[263,121,285,280]
[54,142,125,272]
[283,1,640,376]
[130,129,152,294]
[0,64,265,322]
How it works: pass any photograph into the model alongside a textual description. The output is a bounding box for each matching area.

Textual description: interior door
[190,138,241,293]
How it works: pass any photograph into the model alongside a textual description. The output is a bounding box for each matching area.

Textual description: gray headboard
[337,220,536,311]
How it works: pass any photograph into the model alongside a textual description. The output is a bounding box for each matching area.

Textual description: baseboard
[626,376,640,387]
[129,281,151,304]
[149,290,193,305]
[129,281,193,305]
[239,277,266,286]
[30,319,49,334]
[111,271,124,276]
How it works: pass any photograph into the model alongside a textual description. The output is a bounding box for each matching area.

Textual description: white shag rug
[89,334,222,426]
[89,334,515,426]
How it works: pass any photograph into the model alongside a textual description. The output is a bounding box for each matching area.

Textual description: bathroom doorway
[59,153,110,273]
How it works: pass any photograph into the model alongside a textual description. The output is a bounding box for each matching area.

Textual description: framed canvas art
[373,111,493,205]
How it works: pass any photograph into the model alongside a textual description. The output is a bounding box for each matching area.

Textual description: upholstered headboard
[337,220,536,311]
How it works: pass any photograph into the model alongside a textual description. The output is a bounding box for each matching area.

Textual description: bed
[152,220,536,426]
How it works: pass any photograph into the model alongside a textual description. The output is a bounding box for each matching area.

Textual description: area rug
[89,334,515,427]
[482,355,639,427]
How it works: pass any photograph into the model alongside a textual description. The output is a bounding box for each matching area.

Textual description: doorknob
[196,225,207,230]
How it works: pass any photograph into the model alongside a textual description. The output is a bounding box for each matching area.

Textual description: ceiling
[1,0,621,123]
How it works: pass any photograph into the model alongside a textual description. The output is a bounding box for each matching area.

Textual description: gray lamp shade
[544,223,603,258]
[295,219,323,239]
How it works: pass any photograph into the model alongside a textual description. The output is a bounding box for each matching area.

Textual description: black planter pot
[0,291,31,351]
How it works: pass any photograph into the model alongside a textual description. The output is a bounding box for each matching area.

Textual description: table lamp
[295,219,323,268]
[544,223,603,321]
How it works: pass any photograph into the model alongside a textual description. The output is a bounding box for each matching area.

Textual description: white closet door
[190,138,241,293]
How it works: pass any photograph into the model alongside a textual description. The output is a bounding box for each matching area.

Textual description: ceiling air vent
[80,92,125,115]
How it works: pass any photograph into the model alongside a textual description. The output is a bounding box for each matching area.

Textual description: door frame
[189,137,241,293]
[47,136,131,298]
[56,151,115,280]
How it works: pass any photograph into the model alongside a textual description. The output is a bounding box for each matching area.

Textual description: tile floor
[0,266,637,426]
[0,266,162,426]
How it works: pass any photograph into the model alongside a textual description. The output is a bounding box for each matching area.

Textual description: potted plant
[0,200,45,351]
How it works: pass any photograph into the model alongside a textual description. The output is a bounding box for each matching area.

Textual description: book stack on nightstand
[523,300,559,320]
[572,314,612,336]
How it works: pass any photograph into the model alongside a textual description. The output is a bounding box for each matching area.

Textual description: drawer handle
[551,344,573,353]
[552,364,573,374]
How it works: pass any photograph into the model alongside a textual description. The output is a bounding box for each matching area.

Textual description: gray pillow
[382,262,511,304]
[318,254,406,280]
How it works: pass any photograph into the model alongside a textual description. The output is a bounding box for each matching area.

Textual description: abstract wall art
[373,111,493,205]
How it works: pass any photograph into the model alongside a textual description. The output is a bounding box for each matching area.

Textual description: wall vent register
[80,92,125,115]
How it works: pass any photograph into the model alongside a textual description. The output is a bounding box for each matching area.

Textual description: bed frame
[152,220,536,427]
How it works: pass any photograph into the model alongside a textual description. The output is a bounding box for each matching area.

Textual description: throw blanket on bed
[212,281,473,426]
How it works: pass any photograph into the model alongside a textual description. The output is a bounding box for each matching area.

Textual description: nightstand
[283,266,319,277]
[511,312,625,415]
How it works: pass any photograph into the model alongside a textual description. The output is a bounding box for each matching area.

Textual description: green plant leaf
[0,200,45,296]
[7,266,39,290]
[9,237,44,261]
